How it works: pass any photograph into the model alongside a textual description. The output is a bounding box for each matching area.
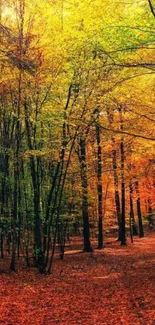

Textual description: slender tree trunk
[111,138,122,241]
[148,199,152,215]
[10,0,25,271]
[135,180,144,238]
[34,178,43,264]
[119,107,126,246]
[120,143,126,245]
[79,137,93,252]
[17,181,22,258]
[129,184,134,243]
[0,231,4,258]
[129,183,138,236]
[10,173,17,271]
[24,103,44,265]
[10,87,21,271]
[43,84,72,256]
[106,108,121,241]
[0,178,5,258]
[47,220,58,274]
[95,118,103,249]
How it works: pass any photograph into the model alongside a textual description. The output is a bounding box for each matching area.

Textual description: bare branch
[148,0,155,18]
[100,125,155,141]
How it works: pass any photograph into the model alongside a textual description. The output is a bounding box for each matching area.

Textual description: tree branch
[100,125,155,141]
[148,0,155,19]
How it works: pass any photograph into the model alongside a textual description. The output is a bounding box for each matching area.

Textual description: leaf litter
[0,233,155,325]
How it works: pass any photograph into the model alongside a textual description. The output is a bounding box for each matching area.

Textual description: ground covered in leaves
[0,233,155,325]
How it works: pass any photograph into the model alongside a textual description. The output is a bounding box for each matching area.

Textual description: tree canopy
[0,0,155,272]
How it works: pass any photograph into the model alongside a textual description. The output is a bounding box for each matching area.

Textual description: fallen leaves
[0,233,155,325]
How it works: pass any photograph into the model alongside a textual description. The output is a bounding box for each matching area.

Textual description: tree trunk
[10,0,25,271]
[111,138,122,241]
[24,103,44,265]
[119,107,126,246]
[106,108,121,240]
[79,137,93,252]
[129,183,138,236]
[0,178,5,258]
[95,119,103,249]
[121,141,126,245]
[10,161,18,271]
[135,181,144,238]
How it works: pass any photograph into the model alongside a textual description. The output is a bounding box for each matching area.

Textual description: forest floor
[0,232,155,325]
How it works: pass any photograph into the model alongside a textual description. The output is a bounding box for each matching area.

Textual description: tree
[78,135,93,252]
[0,0,155,273]
[135,180,144,238]
[94,108,104,249]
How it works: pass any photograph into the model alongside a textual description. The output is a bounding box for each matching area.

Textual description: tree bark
[129,183,138,236]
[111,138,122,241]
[135,180,144,238]
[119,107,126,246]
[95,118,103,249]
[24,102,44,265]
[79,137,93,252]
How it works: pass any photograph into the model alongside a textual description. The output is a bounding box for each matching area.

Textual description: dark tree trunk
[148,198,153,216]
[32,160,44,265]
[47,221,58,274]
[0,232,4,258]
[135,181,144,238]
[43,85,72,257]
[17,182,22,258]
[111,138,122,241]
[10,161,18,271]
[129,183,138,236]
[10,4,24,271]
[0,178,5,258]
[10,109,21,271]
[95,117,103,248]
[24,102,44,266]
[79,137,93,252]
[121,167,126,245]
[119,107,126,246]
[106,108,121,241]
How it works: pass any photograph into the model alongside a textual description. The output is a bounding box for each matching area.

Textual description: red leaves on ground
[0,234,155,325]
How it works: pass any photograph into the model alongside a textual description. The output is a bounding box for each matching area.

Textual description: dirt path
[0,233,155,325]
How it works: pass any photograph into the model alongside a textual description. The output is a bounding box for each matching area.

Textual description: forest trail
[0,233,155,325]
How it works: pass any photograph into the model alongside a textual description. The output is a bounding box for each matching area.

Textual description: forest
[0,0,155,324]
